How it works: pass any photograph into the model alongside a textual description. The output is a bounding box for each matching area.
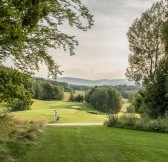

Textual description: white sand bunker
[71,106,82,110]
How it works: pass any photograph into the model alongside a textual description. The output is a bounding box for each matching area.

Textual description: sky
[36,0,158,80]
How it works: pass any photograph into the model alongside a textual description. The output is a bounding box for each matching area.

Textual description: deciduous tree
[86,87,122,113]
[0,66,33,109]
[0,0,93,77]
[126,1,166,84]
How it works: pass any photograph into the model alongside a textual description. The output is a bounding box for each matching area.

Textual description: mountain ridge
[57,77,134,86]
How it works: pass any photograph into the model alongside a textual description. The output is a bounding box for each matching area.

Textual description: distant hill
[57,77,134,86]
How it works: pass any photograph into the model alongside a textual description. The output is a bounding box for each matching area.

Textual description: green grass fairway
[10,100,107,123]
[21,126,168,162]
[0,99,137,123]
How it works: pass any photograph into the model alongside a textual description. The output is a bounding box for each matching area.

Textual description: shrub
[120,114,137,126]
[105,114,168,133]
[104,114,119,126]
[11,100,33,111]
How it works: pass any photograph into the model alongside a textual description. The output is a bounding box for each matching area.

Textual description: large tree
[161,1,168,54]
[86,87,122,113]
[126,1,166,84]
[128,1,168,119]
[0,0,93,77]
[0,66,33,109]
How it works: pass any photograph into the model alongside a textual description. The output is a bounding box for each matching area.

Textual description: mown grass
[21,126,168,162]
[7,100,107,123]
[0,99,135,123]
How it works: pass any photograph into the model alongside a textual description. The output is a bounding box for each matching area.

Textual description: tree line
[32,78,64,101]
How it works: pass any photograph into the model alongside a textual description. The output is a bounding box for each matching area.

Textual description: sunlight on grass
[1,99,138,123]
[10,100,107,123]
[11,108,107,123]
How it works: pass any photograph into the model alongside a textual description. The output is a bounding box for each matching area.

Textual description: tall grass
[0,112,45,162]
[104,113,168,133]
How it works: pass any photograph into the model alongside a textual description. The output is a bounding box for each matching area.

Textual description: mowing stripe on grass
[21,126,168,162]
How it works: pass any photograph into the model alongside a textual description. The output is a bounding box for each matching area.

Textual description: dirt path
[46,122,104,126]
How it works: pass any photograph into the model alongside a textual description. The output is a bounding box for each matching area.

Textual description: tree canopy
[0,0,94,77]
[0,66,33,109]
[127,1,168,119]
[86,86,122,113]
[161,1,168,55]
[126,1,166,84]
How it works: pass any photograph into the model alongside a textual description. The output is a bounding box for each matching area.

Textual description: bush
[104,114,119,126]
[120,114,137,126]
[11,100,33,111]
[0,112,45,162]
[105,114,168,133]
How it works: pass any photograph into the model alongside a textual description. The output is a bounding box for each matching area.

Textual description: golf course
[1,99,168,162]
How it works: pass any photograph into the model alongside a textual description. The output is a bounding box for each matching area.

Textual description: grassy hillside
[21,126,168,162]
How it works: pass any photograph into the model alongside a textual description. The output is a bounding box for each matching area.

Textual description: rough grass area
[21,126,168,162]
[105,114,168,133]
[9,100,107,123]
[0,113,45,162]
